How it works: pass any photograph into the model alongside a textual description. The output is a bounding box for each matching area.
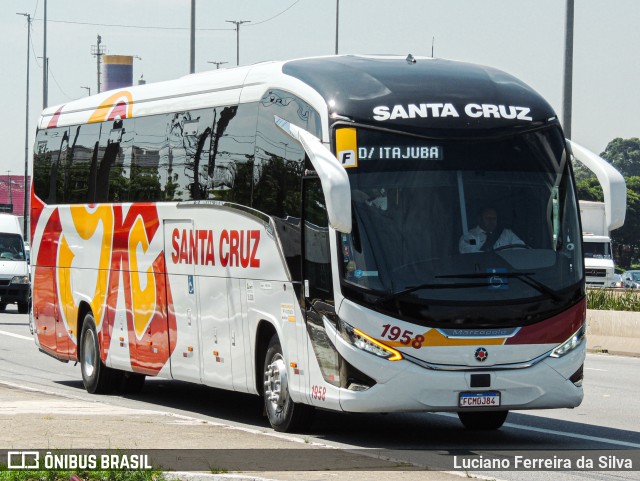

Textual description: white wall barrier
[586,309,640,357]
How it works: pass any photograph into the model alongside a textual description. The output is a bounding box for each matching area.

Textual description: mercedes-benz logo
[474,347,488,362]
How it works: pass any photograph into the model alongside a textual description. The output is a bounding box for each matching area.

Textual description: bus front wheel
[457,410,509,430]
[80,312,118,394]
[263,334,314,432]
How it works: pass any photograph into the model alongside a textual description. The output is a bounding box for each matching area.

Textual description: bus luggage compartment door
[32,265,59,354]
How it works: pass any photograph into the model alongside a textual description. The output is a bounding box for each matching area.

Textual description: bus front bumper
[336,337,585,413]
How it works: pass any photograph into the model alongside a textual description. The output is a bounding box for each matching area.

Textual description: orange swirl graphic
[88,91,133,124]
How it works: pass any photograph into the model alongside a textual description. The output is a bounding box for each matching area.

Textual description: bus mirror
[568,140,626,231]
[275,116,352,233]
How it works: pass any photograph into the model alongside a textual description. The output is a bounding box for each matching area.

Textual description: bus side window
[207,104,255,205]
[33,127,70,205]
[254,90,321,282]
[94,119,132,203]
[303,176,333,302]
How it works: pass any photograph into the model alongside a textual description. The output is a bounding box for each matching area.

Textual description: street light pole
[225,20,250,66]
[17,13,31,238]
[207,61,228,69]
[190,0,196,73]
[43,0,47,108]
[91,35,106,94]
[562,0,574,139]
[335,0,339,55]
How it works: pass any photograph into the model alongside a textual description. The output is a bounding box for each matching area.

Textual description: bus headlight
[10,276,30,285]
[340,320,403,361]
[550,325,586,358]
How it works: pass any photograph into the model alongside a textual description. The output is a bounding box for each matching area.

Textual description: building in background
[0,175,29,216]
[0,175,30,237]
[103,55,133,91]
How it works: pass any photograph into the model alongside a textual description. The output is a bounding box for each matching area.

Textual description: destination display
[357,145,443,160]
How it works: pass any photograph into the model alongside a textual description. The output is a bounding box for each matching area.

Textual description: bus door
[302,175,341,410]
[198,273,232,390]
[228,278,249,392]
[164,219,202,383]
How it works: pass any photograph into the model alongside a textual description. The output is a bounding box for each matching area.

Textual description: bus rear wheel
[80,312,118,394]
[457,410,509,430]
[263,334,314,432]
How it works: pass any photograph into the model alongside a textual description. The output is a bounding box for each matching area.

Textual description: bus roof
[38,54,558,136]
[282,55,558,135]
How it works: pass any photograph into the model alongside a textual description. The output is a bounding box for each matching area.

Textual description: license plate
[459,391,501,408]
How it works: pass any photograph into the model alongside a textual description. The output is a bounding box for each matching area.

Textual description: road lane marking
[0,329,33,341]
[501,422,640,448]
[435,413,640,448]
[585,367,608,371]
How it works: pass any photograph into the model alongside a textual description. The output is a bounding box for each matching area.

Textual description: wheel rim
[82,328,97,379]
[264,353,289,412]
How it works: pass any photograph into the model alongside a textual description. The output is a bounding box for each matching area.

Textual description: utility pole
[190,0,196,73]
[7,171,12,211]
[207,61,228,69]
[91,35,106,94]
[17,12,31,238]
[43,0,47,108]
[40,57,49,97]
[225,20,250,66]
[562,0,574,139]
[335,0,339,54]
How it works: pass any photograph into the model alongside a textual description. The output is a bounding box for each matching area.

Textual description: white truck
[579,201,616,287]
[0,213,30,312]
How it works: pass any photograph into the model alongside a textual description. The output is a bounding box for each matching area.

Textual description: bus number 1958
[381,324,425,349]
[311,385,327,401]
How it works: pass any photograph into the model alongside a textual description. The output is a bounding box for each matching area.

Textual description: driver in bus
[459,206,524,253]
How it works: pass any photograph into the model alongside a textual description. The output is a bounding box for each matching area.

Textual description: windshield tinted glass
[0,233,26,261]
[583,241,611,259]
[338,126,582,327]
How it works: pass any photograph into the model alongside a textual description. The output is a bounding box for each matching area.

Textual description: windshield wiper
[435,272,562,302]
[374,281,489,306]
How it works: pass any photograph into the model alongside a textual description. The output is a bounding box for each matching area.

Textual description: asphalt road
[0,305,639,481]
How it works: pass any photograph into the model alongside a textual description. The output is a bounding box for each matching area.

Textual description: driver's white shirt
[459,226,524,253]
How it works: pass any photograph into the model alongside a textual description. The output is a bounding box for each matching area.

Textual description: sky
[2,0,639,177]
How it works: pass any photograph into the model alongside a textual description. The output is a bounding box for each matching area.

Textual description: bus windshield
[339,126,583,327]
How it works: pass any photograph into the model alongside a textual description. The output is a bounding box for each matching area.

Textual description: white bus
[30,55,625,432]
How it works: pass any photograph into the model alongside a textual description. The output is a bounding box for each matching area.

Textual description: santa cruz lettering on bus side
[171,228,260,268]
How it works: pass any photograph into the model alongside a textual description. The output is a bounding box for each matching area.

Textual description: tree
[575,178,602,202]
[600,138,640,177]
[610,176,640,268]
[598,138,640,267]
[574,138,640,268]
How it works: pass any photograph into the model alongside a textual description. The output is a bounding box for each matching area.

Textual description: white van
[0,214,30,313]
